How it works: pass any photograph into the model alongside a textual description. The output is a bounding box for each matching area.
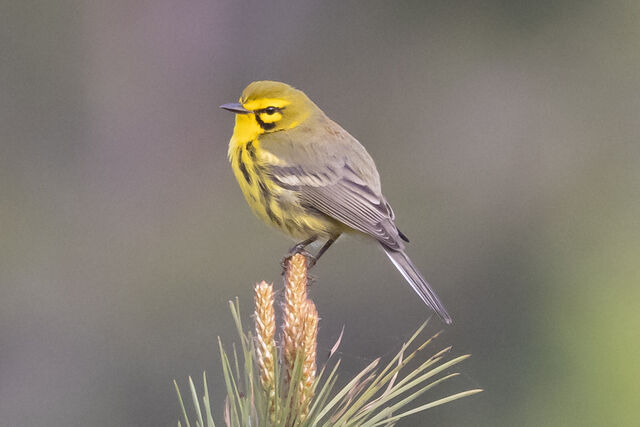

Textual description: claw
[281,248,316,275]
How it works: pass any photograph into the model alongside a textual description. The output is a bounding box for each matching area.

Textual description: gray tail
[383,246,453,325]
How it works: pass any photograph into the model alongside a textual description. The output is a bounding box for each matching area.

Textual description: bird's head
[220,81,317,135]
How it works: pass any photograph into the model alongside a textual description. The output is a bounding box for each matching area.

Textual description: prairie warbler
[221,81,452,324]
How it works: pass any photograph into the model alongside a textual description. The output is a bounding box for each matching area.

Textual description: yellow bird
[221,81,452,324]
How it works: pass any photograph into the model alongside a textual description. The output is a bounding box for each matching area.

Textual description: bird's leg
[287,236,318,256]
[281,236,318,273]
[307,234,340,269]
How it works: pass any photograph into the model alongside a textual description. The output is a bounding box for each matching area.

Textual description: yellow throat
[225,81,315,160]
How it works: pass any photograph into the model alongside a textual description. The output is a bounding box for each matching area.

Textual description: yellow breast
[227,117,339,240]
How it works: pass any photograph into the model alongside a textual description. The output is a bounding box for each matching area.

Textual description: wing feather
[259,122,404,250]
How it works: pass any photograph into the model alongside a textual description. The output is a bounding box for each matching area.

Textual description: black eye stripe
[255,113,276,130]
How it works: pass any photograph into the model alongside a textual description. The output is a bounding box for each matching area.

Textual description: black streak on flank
[258,179,281,226]
[258,179,269,202]
[238,158,251,184]
[255,114,276,131]
[246,140,257,161]
[265,204,280,226]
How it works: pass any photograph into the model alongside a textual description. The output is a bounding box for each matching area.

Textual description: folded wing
[258,121,452,323]
[261,128,404,250]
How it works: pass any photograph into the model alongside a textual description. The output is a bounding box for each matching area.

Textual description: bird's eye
[265,106,277,115]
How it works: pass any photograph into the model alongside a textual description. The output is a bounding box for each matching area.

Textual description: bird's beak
[219,102,251,114]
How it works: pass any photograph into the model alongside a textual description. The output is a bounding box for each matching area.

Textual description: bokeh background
[2,1,639,425]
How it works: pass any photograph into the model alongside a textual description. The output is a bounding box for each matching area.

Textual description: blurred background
[2,1,639,425]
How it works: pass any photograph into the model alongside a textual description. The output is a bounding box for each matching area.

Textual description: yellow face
[242,97,290,132]
[222,81,315,139]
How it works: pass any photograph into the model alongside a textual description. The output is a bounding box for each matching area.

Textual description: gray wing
[259,119,405,250]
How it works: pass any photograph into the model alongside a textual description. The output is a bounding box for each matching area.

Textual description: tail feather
[383,246,453,325]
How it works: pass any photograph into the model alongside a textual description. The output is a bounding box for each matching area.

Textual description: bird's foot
[281,249,317,275]
[286,241,309,257]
